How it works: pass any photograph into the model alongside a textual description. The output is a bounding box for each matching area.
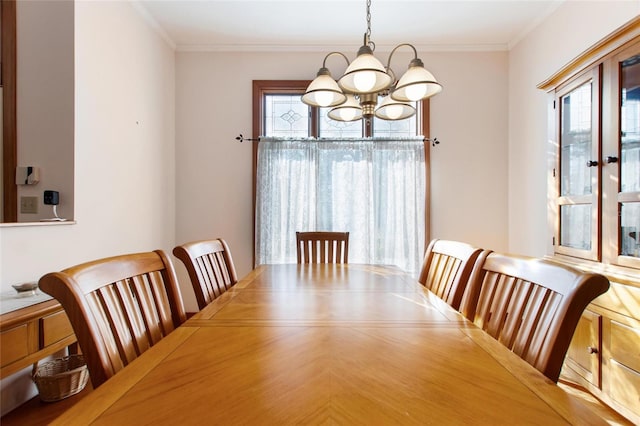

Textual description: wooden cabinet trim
[0,299,61,330]
[538,16,640,91]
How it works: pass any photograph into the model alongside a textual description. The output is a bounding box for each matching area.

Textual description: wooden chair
[418,239,483,310]
[38,250,186,388]
[172,238,238,310]
[460,251,609,382]
[296,231,349,264]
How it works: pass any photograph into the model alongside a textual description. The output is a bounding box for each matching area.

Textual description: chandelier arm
[386,68,397,86]
[322,51,351,69]
[385,43,418,70]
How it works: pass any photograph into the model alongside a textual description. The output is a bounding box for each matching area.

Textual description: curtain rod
[235,134,440,146]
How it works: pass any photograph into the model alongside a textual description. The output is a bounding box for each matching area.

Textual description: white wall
[174,50,509,284]
[428,51,508,249]
[0,1,175,415]
[16,0,74,222]
[508,1,639,257]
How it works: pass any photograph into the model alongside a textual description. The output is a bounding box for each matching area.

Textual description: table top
[51,264,604,425]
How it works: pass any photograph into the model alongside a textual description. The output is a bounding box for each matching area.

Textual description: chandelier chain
[365,0,372,41]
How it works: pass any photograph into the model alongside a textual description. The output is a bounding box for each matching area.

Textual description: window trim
[1,0,17,222]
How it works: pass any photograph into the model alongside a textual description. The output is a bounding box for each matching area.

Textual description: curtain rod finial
[427,137,440,147]
[235,134,260,143]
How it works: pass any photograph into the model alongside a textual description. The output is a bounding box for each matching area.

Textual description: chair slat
[498,279,533,349]
[472,271,501,329]
[148,271,177,338]
[210,252,227,291]
[113,278,150,356]
[97,285,139,365]
[485,275,517,339]
[197,256,218,302]
[85,291,126,374]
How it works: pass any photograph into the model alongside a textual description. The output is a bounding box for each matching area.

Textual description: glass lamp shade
[391,59,442,102]
[338,46,392,94]
[375,95,416,120]
[302,69,347,107]
[328,95,363,122]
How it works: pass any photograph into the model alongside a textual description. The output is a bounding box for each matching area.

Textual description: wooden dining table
[50,264,604,425]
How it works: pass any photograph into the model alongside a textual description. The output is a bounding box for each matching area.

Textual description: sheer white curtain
[255,137,426,275]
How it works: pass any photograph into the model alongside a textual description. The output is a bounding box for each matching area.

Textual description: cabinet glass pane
[561,82,593,196]
[560,204,591,250]
[621,55,640,193]
[621,202,640,258]
[264,95,309,137]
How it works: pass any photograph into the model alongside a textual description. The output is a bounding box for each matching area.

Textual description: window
[542,36,640,271]
[252,81,431,274]
[263,95,310,137]
[260,93,421,139]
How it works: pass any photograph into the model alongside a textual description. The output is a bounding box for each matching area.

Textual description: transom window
[262,93,422,138]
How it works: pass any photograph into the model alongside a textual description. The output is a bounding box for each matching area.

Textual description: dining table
[49,263,605,425]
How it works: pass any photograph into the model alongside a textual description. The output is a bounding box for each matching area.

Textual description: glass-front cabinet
[551,40,640,270]
[541,23,640,424]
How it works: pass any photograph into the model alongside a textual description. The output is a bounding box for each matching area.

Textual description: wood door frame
[1,0,17,222]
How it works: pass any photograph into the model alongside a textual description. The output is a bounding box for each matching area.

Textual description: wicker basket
[32,355,89,402]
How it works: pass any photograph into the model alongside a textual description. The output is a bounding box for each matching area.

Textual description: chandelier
[301,0,442,122]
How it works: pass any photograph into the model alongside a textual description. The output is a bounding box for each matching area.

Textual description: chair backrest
[461,251,609,382]
[418,239,482,310]
[172,238,238,310]
[296,231,349,264]
[38,250,186,388]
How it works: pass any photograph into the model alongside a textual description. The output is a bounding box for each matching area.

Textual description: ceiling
[136,0,566,52]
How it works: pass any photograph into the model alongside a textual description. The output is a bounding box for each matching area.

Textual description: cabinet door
[604,40,640,269]
[554,68,601,261]
[565,310,602,387]
[607,318,640,420]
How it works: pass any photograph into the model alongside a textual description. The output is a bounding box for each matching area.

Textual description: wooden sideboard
[560,267,640,425]
[1,298,76,379]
